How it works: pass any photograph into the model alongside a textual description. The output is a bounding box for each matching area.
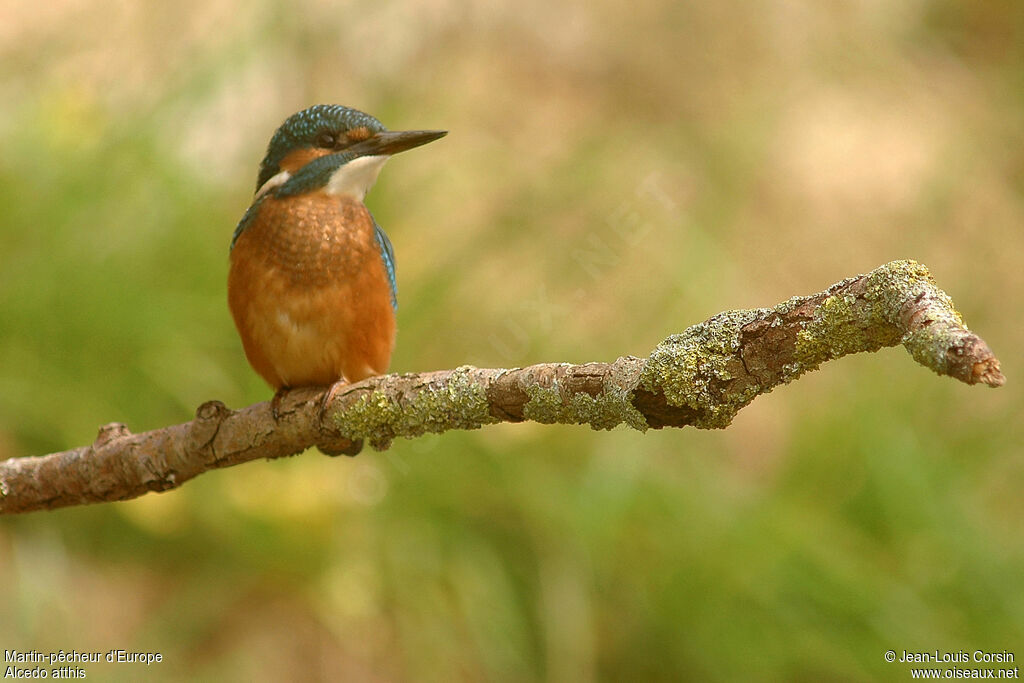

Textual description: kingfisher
[228,104,446,413]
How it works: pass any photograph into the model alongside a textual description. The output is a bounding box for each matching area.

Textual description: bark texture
[0,260,1004,514]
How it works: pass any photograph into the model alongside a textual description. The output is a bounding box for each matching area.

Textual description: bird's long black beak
[349,129,447,157]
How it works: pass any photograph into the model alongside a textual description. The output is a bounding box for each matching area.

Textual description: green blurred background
[1,1,1021,680]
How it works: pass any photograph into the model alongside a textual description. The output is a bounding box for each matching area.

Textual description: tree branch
[0,260,1004,514]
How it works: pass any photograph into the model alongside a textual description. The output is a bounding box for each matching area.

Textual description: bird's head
[255,104,446,201]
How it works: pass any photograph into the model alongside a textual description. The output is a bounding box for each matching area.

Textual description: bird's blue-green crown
[256,104,386,190]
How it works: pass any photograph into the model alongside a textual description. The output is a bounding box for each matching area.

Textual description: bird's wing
[373,218,398,310]
[230,196,266,251]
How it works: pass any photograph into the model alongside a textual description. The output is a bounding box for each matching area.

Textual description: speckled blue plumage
[256,105,385,190]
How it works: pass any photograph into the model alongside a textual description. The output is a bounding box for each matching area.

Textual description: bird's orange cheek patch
[278,147,334,174]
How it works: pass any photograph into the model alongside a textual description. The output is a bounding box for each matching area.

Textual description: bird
[228,104,446,415]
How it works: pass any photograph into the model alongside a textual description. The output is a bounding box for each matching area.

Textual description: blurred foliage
[1,0,1022,681]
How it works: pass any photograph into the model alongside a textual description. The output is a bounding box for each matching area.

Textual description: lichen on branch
[0,260,1003,514]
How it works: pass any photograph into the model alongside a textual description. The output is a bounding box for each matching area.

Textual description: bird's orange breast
[228,192,396,389]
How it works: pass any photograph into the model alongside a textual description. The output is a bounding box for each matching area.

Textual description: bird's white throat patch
[326,155,390,201]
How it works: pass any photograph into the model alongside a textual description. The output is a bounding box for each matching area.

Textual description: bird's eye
[316,132,336,147]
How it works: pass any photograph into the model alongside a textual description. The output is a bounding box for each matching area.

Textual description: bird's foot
[271,387,289,422]
[317,380,363,457]
[318,380,346,425]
